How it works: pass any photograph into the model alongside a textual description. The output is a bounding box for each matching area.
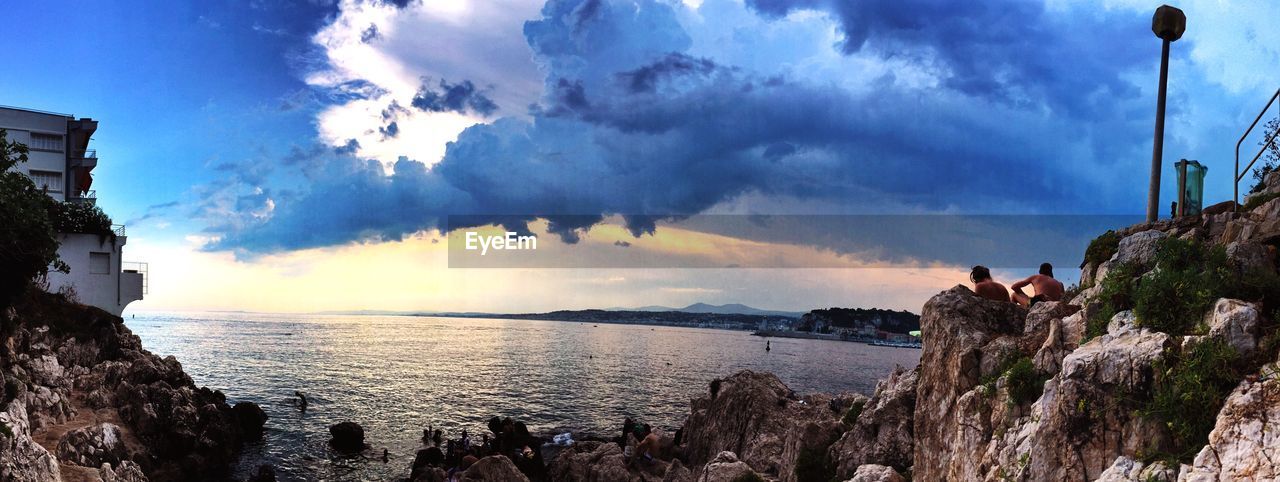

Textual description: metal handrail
[80,149,97,159]
[1235,87,1280,210]
[111,224,126,236]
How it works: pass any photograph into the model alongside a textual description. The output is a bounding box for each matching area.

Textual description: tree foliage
[1248,117,1280,195]
[0,129,65,309]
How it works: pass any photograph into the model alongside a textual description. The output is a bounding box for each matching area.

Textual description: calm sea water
[126,312,920,481]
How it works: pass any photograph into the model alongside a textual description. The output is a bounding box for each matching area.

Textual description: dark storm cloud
[411,78,499,117]
[207,0,1158,256]
[744,0,1149,116]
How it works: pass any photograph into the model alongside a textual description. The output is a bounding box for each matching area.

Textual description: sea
[126,312,921,481]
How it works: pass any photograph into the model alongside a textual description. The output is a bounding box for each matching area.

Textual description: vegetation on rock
[1140,338,1241,463]
[1083,230,1121,268]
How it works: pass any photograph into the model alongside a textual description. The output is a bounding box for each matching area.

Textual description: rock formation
[0,290,267,481]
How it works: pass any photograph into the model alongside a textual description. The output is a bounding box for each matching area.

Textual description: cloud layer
[204,0,1228,257]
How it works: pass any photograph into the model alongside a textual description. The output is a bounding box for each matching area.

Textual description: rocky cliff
[537,175,1280,482]
[0,291,266,482]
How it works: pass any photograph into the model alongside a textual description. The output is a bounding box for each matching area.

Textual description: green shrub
[49,201,114,236]
[842,399,866,426]
[1005,357,1049,406]
[1132,238,1231,335]
[1084,230,1121,267]
[1085,262,1141,341]
[1140,338,1241,462]
[1244,191,1280,211]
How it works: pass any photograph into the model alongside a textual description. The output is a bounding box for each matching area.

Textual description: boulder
[547,441,636,482]
[245,464,276,482]
[828,366,917,479]
[681,370,840,475]
[233,402,268,440]
[1202,299,1260,357]
[0,402,61,482]
[1179,366,1280,481]
[696,451,761,482]
[1094,455,1174,481]
[100,461,149,482]
[1112,230,1167,268]
[846,464,905,482]
[911,285,1025,481]
[56,422,129,467]
[1225,242,1275,276]
[329,422,366,452]
[461,455,531,481]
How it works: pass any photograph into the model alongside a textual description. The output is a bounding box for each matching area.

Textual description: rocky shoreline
[0,290,267,482]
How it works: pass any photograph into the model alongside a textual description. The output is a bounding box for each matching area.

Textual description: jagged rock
[1112,230,1167,267]
[1033,310,1086,376]
[22,355,64,388]
[911,285,1024,481]
[0,402,61,482]
[19,385,72,431]
[1225,242,1275,276]
[1095,456,1174,481]
[329,421,365,452]
[696,451,760,482]
[244,464,276,482]
[1016,311,1170,481]
[461,455,530,481]
[662,459,693,482]
[681,370,841,476]
[1202,298,1260,357]
[846,464,905,482]
[233,402,268,440]
[548,441,634,482]
[56,422,129,467]
[101,461,149,482]
[778,417,840,482]
[1179,365,1280,481]
[828,366,917,479]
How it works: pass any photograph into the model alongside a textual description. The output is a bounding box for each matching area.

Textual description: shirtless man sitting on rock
[971,265,1010,303]
[1010,263,1065,308]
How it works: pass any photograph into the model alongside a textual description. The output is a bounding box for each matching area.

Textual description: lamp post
[1147,5,1186,223]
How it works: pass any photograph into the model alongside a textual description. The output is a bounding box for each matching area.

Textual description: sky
[2,0,1278,314]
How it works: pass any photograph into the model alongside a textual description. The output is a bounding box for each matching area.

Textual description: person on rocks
[618,417,636,449]
[294,391,308,412]
[970,265,1010,303]
[433,428,443,447]
[1010,263,1065,308]
[627,424,660,468]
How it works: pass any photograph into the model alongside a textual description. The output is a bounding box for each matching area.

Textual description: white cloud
[307,0,544,168]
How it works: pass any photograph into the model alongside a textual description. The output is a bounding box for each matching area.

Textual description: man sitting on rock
[1010,263,1064,308]
[971,265,1010,303]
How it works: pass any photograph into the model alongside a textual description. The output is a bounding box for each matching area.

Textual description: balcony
[70,149,98,169]
[122,261,148,295]
[68,189,97,206]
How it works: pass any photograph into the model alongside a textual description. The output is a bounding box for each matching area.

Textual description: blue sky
[3,0,1278,313]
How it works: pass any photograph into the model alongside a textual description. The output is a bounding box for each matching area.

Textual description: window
[28,133,63,151]
[28,170,62,192]
[89,252,111,275]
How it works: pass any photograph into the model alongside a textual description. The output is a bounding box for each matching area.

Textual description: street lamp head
[1152,5,1186,42]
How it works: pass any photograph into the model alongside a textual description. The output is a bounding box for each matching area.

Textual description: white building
[1,105,145,316]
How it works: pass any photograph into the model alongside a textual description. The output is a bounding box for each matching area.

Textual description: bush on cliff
[1133,238,1232,335]
[0,129,65,311]
[1085,261,1140,341]
[1083,230,1121,269]
[1140,338,1241,463]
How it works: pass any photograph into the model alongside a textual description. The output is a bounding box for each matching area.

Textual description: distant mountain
[605,303,803,318]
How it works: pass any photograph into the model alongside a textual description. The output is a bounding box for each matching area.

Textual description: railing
[80,149,96,159]
[1234,87,1280,210]
[112,224,126,236]
[69,190,97,206]
[122,261,148,294]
